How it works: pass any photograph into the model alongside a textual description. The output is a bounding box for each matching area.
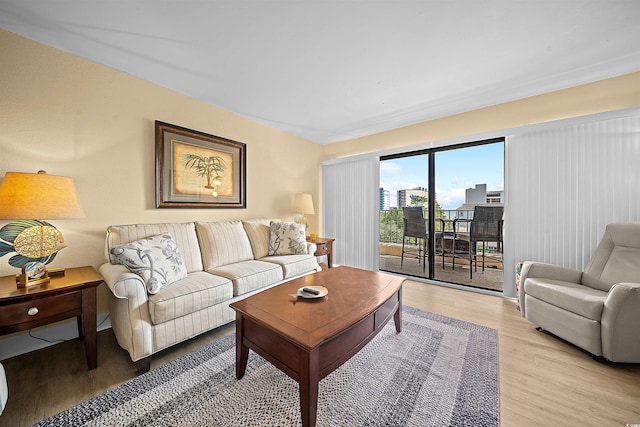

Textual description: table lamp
[293,193,315,227]
[0,170,85,286]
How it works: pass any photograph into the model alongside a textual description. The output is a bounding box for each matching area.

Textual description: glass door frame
[380,136,504,282]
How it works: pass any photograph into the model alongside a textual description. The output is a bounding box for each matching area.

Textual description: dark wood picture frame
[155,121,246,208]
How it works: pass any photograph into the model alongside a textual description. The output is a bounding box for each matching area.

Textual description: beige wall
[0,30,323,314]
[322,71,640,160]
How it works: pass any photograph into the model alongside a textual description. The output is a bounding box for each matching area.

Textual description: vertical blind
[504,112,640,296]
[322,109,640,298]
[322,156,379,270]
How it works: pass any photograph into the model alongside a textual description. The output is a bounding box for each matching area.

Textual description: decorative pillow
[110,233,187,294]
[195,221,254,270]
[268,221,308,256]
[243,219,280,260]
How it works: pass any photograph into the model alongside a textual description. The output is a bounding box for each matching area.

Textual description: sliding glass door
[379,138,504,291]
[379,153,432,277]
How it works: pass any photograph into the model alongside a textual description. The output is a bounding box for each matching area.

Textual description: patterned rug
[34,306,499,426]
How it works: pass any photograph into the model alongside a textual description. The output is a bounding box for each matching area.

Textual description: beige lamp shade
[0,171,85,219]
[293,193,315,215]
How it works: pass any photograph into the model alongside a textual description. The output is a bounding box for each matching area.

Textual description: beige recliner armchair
[518,222,640,363]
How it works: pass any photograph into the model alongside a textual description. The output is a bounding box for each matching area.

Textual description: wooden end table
[230,266,403,427]
[0,266,103,370]
[310,237,335,268]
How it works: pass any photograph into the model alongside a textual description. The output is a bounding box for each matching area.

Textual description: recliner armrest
[601,282,640,362]
[518,261,583,316]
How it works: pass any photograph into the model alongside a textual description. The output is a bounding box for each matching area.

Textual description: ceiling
[2,1,640,144]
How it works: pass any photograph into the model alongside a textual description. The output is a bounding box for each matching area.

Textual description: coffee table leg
[299,348,320,427]
[394,287,402,333]
[236,314,249,379]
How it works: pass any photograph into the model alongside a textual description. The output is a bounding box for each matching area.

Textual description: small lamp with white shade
[293,193,314,228]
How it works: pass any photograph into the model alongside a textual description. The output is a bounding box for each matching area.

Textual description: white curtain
[504,112,640,297]
[322,156,379,270]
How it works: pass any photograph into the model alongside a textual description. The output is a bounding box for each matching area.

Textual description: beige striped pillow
[195,221,254,270]
[242,219,279,259]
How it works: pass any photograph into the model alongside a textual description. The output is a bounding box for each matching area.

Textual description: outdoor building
[465,184,502,204]
[397,187,428,207]
[487,190,503,204]
[379,188,390,211]
[456,184,504,219]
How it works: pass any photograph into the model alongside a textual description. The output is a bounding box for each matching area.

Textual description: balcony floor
[379,254,504,292]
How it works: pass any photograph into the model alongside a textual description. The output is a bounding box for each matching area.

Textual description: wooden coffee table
[230,266,404,427]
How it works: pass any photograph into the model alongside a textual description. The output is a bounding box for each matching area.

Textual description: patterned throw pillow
[110,233,188,294]
[268,221,308,256]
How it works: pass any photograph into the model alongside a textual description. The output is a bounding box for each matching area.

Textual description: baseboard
[0,314,112,361]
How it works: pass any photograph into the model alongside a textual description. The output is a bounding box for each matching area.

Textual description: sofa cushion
[106,222,203,273]
[268,221,308,256]
[208,260,283,296]
[524,278,607,320]
[261,254,319,279]
[196,221,255,270]
[148,271,233,325]
[109,233,188,294]
[242,218,279,259]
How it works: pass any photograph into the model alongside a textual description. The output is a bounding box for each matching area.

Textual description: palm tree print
[183,153,226,189]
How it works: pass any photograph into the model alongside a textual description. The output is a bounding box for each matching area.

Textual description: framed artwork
[155,121,246,208]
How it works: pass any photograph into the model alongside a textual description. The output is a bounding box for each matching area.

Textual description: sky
[380,142,504,210]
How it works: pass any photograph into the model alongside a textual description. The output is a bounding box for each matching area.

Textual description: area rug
[34,306,499,426]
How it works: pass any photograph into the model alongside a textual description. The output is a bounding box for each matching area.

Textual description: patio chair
[455,205,504,278]
[401,207,428,272]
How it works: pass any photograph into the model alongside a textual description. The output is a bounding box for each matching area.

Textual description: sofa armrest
[306,242,317,254]
[518,261,583,316]
[98,263,148,302]
[601,282,640,362]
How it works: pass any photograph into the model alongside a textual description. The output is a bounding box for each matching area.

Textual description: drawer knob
[27,307,39,316]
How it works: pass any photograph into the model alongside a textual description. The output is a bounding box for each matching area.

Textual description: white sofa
[518,222,640,363]
[99,219,321,373]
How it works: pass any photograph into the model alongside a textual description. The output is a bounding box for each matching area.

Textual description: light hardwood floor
[1,279,639,426]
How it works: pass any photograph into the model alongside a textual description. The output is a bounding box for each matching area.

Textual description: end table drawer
[0,291,82,328]
[315,244,329,256]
